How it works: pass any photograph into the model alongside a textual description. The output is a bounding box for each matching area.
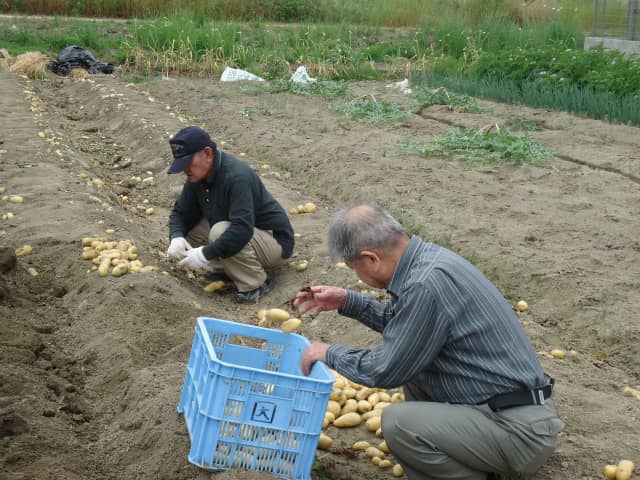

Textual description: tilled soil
[0,70,638,480]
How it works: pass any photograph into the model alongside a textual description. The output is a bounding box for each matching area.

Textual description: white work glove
[167,237,192,260]
[178,246,210,270]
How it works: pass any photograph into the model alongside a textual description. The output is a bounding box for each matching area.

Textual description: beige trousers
[186,219,284,292]
[381,381,564,480]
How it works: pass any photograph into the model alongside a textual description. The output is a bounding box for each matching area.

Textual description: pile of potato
[320,370,406,477]
[81,235,157,277]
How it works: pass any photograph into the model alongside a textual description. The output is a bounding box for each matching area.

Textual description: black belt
[485,378,554,412]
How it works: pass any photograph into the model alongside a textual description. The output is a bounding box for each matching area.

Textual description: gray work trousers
[187,219,284,292]
[381,382,565,480]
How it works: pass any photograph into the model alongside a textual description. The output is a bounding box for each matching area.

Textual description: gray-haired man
[293,204,564,480]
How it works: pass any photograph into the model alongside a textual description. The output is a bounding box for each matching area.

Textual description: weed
[415,86,491,113]
[332,95,413,124]
[400,127,554,167]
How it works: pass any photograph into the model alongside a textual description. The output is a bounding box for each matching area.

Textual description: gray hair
[328,204,406,261]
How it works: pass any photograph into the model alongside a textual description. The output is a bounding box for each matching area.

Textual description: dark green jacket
[169,150,294,260]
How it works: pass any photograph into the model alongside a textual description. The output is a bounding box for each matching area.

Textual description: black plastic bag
[50,45,115,76]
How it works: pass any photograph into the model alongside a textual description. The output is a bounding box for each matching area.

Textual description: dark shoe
[203,271,231,283]
[235,275,275,304]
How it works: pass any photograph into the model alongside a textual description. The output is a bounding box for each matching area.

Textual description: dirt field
[0,69,638,480]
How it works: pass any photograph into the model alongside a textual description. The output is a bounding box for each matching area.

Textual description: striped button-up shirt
[325,235,547,404]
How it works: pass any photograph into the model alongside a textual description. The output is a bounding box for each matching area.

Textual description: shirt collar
[387,235,421,297]
[204,149,222,185]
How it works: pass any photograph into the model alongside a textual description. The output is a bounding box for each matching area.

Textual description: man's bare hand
[301,342,330,376]
[293,286,347,316]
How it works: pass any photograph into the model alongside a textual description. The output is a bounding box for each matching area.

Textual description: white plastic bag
[220,67,265,82]
[385,78,411,94]
[290,66,317,85]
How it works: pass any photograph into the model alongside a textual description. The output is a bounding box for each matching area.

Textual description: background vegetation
[1,0,639,124]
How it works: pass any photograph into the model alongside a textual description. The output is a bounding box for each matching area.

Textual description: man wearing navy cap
[166,125,294,303]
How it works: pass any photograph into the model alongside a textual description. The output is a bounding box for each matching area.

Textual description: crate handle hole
[229,334,267,349]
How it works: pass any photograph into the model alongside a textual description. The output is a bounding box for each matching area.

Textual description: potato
[374,402,391,411]
[27,267,38,276]
[616,460,635,480]
[366,415,382,432]
[371,456,382,466]
[340,399,358,415]
[333,376,347,389]
[280,318,302,333]
[129,260,144,273]
[623,386,640,401]
[9,195,24,203]
[356,387,375,401]
[376,427,383,438]
[368,392,380,406]
[268,308,290,323]
[343,387,357,399]
[257,309,267,322]
[81,248,98,260]
[303,202,317,213]
[322,412,334,429]
[288,207,298,215]
[15,245,33,257]
[98,258,112,277]
[358,400,373,413]
[330,390,343,402]
[362,409,382,421]
[139,266,158,273]
[378,440,390,454]
[145,207,154,215]
[365,447,385,459]
[516,300,528,312]
[604,465,618,479]
[377,392,391,402]
[296,204,305,214]
[203,280,226,293]
[333,412,361,428]
[111,262,129,277]
[392,464,405,477]
[326,400,341,417]
[391,392,405,403]
[317,433,332,450]
[378,459,392,469]
[294,260,309,272]
[351,441,370,451]
[550,349,566,359]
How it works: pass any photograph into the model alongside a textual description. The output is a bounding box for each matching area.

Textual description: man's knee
[381,404,405,452]
[209,221,231,242]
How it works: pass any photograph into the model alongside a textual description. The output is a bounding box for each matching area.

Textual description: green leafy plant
[401,127,554,167]
[332,95,413,124]
[415,86,491,113]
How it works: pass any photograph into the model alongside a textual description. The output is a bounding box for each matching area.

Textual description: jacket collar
[204,149,222,186]
[387,235,421,297]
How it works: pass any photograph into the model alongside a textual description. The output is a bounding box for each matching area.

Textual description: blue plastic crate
[178,317,335,479]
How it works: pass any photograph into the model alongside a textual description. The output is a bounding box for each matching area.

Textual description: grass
[400,127,554,167]
[413,72,640,126]
[2,0,597,29]
[1,4,638,124]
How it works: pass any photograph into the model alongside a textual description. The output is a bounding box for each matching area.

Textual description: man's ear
[360,250,381,270]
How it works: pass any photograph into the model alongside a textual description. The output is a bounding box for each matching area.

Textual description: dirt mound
[0,70,638,480]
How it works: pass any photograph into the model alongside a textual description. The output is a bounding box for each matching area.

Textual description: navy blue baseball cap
[168,126,217,174]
